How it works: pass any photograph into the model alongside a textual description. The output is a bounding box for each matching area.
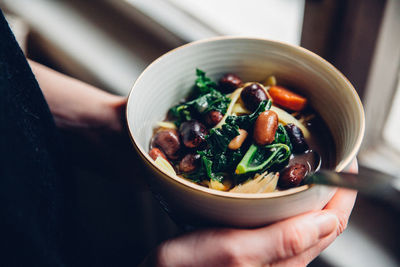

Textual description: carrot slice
[268,86,307,111]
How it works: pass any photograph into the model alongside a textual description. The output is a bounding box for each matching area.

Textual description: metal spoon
[303,151,400,207]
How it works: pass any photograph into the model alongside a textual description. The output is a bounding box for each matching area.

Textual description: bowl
[126,37,365,228]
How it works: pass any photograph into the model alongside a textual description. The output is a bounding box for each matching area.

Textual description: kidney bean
[278,163,307,189]
[151,129,181,160]
[285,123,309,153]
[149,147,168,161]
[204,110,223,126]
[218,73,242,93]
[228,129,248,150]
[240,83,268,111]
[179,153,201,173]
[179,120,208,148]
[253,111,278,145]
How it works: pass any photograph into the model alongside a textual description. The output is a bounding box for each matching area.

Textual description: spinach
[234,123,292,175]
[275,124,293,151]
[184,124,241,182]
[170,104,192,122]
[225,100,271,130]
[170,69,230,125]
[235,143,291,175]
[194,68,217,96]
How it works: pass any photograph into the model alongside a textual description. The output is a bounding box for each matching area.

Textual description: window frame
[357,0,400,177]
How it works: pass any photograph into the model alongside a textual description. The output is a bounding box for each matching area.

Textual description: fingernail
[314,212,338,238]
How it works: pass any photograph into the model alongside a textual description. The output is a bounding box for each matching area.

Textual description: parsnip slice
[229,172,279,193]
[270,105,310,139]
[154,156,176,177]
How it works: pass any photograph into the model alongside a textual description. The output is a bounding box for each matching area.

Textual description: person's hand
[30,60,147,189]
[141,161,358,267]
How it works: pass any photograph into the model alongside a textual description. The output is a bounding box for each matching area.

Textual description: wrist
[101,94,127,133]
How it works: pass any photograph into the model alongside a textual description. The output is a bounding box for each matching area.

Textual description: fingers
[270,231,337,267]
[248,211,338,265]
[321,157,357,235]
[146,159,359,267]
[150,210,338,267]
[323,188,357,235]
[270,185,358,266]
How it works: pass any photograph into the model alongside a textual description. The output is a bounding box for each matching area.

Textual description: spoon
[303,151,400,207]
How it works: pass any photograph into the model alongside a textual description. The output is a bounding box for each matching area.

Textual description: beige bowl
[126,37,365,228]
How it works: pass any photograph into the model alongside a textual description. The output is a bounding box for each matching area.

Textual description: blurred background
[0,0,399,266]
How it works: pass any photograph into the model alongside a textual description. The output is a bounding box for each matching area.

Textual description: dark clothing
[0,11,77,266]
[0,10,179,266]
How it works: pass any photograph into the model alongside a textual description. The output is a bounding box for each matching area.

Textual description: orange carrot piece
[268,86,307,111]
[149,147,168,161]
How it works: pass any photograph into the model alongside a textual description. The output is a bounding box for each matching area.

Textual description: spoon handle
[304,167,400,208]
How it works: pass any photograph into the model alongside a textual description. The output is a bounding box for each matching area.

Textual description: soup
[148,69,335,193]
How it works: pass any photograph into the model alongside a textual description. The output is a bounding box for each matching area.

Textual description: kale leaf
[235,143,291,175]
[274,124,293,151]
[170,69,230,125]
[225,100,271,130]
[194,68,217,96]
[184,124,241,182]
[234,124,292,175]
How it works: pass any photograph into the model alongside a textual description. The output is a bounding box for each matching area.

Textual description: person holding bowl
[0,10,356,266]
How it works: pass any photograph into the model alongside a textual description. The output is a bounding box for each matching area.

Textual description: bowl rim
[126,36,365,200]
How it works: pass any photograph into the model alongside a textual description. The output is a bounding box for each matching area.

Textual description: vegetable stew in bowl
[149,69,335,194]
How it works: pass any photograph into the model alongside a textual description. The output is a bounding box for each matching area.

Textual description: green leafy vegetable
[177,71,293,185]
[170,104,192,122]
[170,69,230,125]
[234,123,292,175]
[275,124,293,151]
[194,68,217,95]
[235,143,291,175]
[225,100,272,130]
[183,124,241,182]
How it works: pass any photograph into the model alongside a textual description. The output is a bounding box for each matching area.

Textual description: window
[358,0,400,179]
[119,0,305,44]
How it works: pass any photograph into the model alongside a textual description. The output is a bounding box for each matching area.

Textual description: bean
[218,73,242,93]
[151,129,181,160]
[240,83,268,111]
[228,129,248,150]
[253,111,278,145]
[278,163,307,189]
[204,110,223,126]
[149,147,167,161]
[285,123,309,153]
[179,153,201,173]
[179,120,208,148]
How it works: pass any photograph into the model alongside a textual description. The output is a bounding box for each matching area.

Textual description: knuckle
[336,211,349,235]
[283,226,306,258]
[217,231,257,267]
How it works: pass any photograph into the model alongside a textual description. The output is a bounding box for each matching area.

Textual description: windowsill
[358,143,400,190]
[107,0,305,45]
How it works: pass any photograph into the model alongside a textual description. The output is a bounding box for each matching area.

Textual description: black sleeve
[0,10,78,266]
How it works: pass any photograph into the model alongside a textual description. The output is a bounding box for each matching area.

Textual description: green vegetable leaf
[186,124,241,182]
[235,143,291,175]
[195,68,217,96]
[170,69,230,125]
[185,89,231,114]
[225,100,272,130]
[274,124,293,151]
[170,104,192,123]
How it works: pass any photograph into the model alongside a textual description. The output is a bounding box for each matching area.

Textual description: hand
[30,60,147,189]
[141,160,358,267]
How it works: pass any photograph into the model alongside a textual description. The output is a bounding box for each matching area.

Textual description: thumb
[252,211,338,264]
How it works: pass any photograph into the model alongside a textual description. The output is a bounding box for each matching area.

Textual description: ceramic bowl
[126,37,365,228]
